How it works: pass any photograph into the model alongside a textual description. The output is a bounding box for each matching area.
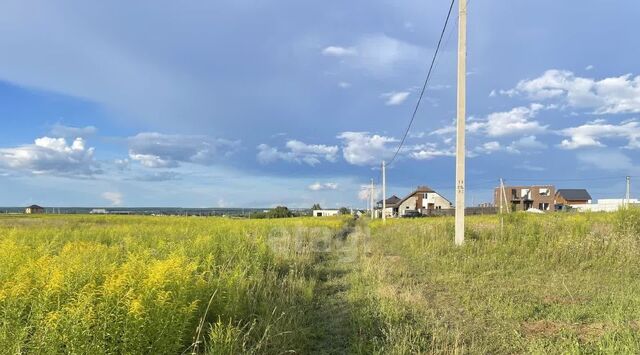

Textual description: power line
[388,0,457,166]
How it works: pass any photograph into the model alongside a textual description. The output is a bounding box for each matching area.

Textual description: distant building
[397,186,452,217]
[25,205,45,214]
[376,195,401,218]
[313,209,339,217]
[494,185,555,212]
[555,189,592,208]
[90,209,109,214]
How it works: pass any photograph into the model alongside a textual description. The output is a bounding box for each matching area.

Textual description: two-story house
[397,186,452,216]
[494,185,555,212]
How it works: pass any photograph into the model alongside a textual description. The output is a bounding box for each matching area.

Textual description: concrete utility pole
[382,161,386,223]
[454,0,467,246]
[370,178,375,219]
[626,176,631,208]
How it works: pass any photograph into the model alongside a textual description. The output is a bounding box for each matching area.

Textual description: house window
[539,188,549,196]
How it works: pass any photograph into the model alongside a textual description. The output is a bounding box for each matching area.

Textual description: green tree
[338,207,351,215]
[267,206,294,218]
[311,203,322,210]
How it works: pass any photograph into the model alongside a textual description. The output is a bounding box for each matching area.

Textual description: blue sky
[1,0,639,208]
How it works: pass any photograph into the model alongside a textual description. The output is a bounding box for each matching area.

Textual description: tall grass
[0,215,345,354]
[3,211,639,354]
[352,210,640,353]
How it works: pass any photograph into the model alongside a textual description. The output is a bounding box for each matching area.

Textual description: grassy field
[356,209,640,353]
[1,210,639,354]
[0,215,346,354]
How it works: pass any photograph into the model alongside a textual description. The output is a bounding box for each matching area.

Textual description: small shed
[25,205,45,214]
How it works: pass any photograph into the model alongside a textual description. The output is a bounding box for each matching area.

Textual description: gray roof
[556,189,592,201]
[377,195,401,206]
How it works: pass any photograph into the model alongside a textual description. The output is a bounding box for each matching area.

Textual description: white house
[397,186,452,216]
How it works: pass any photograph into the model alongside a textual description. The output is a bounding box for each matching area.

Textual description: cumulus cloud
[468,104,548,137]
[0,136,98,175]
[559,119,640,149]
[102,191,123,206]
[128,132,239,168]
[474,141,502,155]
[308,182,338,191]
[504,70,640,114]
[338,132,397,166]
[257,140,338,166]
[381,91,410,105]
[506,136,548,154]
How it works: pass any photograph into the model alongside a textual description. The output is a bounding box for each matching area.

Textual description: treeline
[249,206,298,219]
[249,205,353,219]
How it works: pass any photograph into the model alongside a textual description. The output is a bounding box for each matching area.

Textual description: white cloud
[585,65,595,71]
[338,132,397,166]
[410,143,455,160]
[128,132,239,168]
[475,141,501,154]
[257,140,338,166]
[430,124,456,136]
[0,136,97,175]
[308,182,338,191]
[321,46,357,57]
[506,69,640,114]
[324,34,426,76]
[102,192,123,206]
[506,135,548,154]
[49,124,97,138]
[471,104,548,137]
[559,120,640,149]
[129,153,175,168]
[381,91,410,105]
[338,81,351,89]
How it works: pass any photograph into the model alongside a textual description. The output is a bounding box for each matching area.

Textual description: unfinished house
[494,185,555,212]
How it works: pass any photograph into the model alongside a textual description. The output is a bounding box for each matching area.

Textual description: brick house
[494,185,555,212]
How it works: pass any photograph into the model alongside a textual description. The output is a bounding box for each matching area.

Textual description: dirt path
[305,219,361,354]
